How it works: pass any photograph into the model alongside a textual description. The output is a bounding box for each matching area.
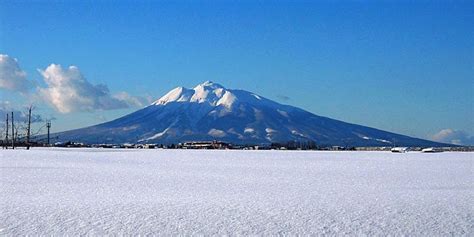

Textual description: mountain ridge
[50,81,449,147]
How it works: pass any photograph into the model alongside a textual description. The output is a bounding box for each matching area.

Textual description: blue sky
[0,1,473,144]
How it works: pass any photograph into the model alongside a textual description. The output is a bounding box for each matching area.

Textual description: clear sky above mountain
[0,1,472,144]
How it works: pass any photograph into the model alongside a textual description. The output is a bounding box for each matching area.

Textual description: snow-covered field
[0,148,472,235]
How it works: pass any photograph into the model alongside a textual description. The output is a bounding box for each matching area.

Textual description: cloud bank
[0,101,44,124]
[431,129,474,146]
[1,54,152,113]
[38,64,147,113]
[0,54,31,93]
[113,91,152,108]
[276,94,291,101]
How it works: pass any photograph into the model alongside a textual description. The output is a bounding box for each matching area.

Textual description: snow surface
[1,149,472,235]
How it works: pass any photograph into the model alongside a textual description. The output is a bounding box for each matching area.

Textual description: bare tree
[1,106,46,149]
[11,112,14,149]
[0,123,4,148]
[25,105,33,150]
[15,119,26,148]
[3,114,8,149]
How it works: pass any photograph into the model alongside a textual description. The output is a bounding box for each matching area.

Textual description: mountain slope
[52,81,447,147]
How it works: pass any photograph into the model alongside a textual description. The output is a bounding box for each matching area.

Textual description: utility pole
[46,121,51,146]
[4,114,8,149]
[26,106,32,150]
[11,111,14,149]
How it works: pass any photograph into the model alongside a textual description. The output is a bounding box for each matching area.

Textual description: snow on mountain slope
[153,81,277,109]
[51,81,448,146]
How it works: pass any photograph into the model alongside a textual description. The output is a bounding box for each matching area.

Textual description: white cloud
[0,54,31,93]
[431,129,474,146]
[2,55,152,114]
[113,91,152,108]
[37,64,151,113]
[38,64,131,113]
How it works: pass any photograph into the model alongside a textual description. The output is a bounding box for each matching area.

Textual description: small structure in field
[391,147,409,153]
[421,147,443,153]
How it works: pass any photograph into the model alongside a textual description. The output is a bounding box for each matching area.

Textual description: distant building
[421,147,443,153]
[121,143,135,149]
[331,146,345,151]
[391,147,409,153]
[180,141,231,149]
[143,144,156,149]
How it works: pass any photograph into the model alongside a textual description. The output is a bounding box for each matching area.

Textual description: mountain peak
[194,81,225,90]
[152,81,234,106]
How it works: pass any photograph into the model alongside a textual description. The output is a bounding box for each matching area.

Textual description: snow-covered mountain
[52,81,446,146]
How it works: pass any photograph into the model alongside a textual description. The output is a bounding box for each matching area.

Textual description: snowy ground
[0,148,472,235]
